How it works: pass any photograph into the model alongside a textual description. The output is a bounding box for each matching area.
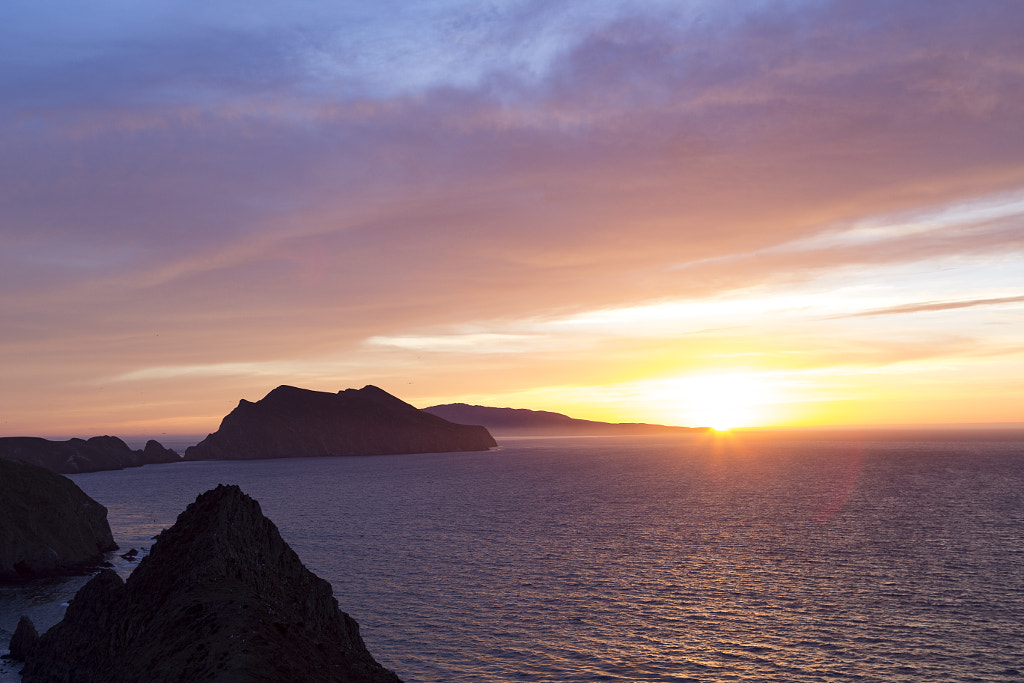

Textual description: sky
[2,0,1023,437]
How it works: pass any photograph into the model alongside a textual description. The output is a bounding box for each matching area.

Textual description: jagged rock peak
[21,485,403,683]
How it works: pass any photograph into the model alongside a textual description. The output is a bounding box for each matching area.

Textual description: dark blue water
[3,434,1023,681]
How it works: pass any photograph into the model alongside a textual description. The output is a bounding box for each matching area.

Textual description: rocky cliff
[0,459,117,581]
[0,435,179,474]
[184,384,496,461]
[18,485,403,683]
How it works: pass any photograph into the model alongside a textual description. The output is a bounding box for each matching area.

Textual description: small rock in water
[119,548,138,560]
[6,615,39,661]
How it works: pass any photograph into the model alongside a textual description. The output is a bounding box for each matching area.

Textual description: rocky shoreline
[0,384,496,678]
[9,485,403,683]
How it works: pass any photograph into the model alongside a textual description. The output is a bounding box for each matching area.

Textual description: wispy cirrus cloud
[846,295,1024,318]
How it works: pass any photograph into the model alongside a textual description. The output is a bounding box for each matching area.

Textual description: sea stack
[184,384,496,461]
[0,458,117,581]
[19,485,403,683]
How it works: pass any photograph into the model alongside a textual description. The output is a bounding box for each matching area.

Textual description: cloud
[367,333,548,354]
[108,362,298,383]
[2,0,1024,431]
[847,295,1024,318]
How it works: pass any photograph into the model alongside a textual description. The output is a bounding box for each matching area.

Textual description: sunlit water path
[2,434,1023,681]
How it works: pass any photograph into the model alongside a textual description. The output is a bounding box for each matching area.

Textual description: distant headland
[422,403,707,436]
[0,436,179,474]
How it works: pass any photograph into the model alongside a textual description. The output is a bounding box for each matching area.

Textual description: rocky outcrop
[184,384,496,461]
[0,459,117,581]
[6,616,39,661]
[0,435,179,474]
[144,439,180,463]
[20,485,402,683]
[423,403,707,436]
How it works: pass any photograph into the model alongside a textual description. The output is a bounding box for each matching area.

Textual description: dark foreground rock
[19,485,403,683]
[0,459,117,581]
[184,384,496,461]
[0,435,179,474]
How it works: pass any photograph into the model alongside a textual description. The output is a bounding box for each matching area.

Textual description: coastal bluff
[0,459,117,581]
[17,485,403,683]
[184,384,496,461]
[0,435,179,474]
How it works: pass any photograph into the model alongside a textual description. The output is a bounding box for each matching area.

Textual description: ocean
[2,433,1023,682]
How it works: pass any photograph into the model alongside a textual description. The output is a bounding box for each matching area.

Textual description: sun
[707,418,738,432]
[693,402,748,432]
[647,372,781,430]
[689,373,776,430]
[690,399,743,432]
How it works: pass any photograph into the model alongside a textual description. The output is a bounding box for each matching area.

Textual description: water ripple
[2,435,1020,682]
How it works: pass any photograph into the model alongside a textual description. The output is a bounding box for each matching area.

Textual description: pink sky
[2,1,1023,436]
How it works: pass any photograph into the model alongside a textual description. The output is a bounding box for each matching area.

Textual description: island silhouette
[183,384,496,461]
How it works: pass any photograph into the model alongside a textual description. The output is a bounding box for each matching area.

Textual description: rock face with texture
[20,485,403,683]
[0,435,179,474]
[184,384,496,461]
[0,459,117,581]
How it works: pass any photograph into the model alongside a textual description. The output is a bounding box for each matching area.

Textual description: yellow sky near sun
[404,352,1024,432]
[5,288,1022,437]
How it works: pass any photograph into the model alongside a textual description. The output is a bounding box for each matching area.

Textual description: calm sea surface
[2,434,1023,682]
